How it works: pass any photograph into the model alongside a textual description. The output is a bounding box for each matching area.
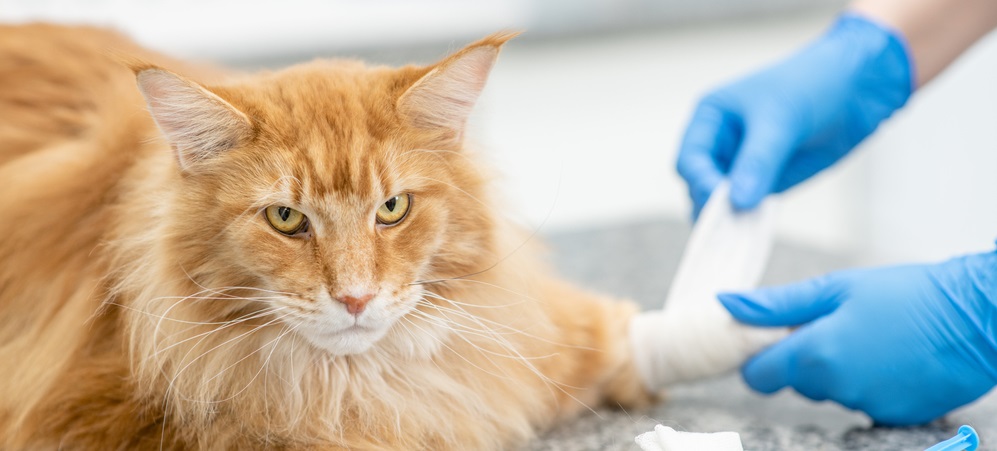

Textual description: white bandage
[630,182,789,390]
[630,307,788,389]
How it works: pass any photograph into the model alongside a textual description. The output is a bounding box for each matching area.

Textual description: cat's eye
[264,206,309,235]
[376,194,411,226]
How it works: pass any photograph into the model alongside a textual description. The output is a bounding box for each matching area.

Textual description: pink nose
[336,293,375,315]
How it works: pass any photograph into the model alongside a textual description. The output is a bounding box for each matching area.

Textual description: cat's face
[199,122,482,355]
[138,34,514,355]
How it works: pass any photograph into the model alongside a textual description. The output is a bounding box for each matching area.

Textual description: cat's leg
[535,279,657,417]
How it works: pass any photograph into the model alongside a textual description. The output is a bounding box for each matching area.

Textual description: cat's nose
[336,293,375,315]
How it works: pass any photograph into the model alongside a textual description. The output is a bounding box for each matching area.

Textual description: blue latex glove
[677,13,914,217]
[719,251,997,425]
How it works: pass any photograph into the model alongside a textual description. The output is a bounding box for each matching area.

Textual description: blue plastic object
[926,425,979,451]
[675,12,913,218]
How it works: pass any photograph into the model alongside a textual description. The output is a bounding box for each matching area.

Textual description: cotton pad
[635,425,744,451]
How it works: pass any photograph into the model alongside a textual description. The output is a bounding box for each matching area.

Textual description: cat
[0,24,653,449]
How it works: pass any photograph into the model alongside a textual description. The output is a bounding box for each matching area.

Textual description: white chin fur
[301,326,389,356]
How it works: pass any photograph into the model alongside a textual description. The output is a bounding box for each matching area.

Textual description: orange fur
[0,24,653,449]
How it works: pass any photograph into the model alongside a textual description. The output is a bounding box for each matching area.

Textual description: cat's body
[0,25,650,449]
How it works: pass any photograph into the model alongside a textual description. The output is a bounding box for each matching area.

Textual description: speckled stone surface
[525,217,997,450]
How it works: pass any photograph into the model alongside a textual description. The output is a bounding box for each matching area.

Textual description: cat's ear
[397,31,519,143]
[135,68,252,169]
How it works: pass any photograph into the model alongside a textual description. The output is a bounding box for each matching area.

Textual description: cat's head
[135,33,516,356]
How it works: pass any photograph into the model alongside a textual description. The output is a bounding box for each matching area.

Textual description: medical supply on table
[926,425,980,451]
[629,181,786,390]
[635,424,981,451]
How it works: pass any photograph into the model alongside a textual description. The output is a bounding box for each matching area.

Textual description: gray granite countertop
[526,218,997,450]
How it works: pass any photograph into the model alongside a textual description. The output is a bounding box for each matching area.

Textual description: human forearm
[852,0,997,86]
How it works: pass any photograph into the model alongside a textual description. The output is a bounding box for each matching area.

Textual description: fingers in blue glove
[676,103,739,219]
[720,256,997,425]
[720,274,851,397]
[675,13,913,217]
[717,273,847,327]
[726,121,798,211]
[741,319,859,402]
[740,323,810,395]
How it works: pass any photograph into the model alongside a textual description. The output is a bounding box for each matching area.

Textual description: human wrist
[850,0,997,86]
[933,251,997,378]
[826,11,915,105]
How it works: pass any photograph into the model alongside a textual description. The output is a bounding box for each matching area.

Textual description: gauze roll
[630,182,789,390]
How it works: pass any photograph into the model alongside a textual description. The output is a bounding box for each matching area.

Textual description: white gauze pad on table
[635,425,744,451]
[629,182,789,390]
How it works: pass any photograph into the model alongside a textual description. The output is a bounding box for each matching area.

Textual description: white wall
[861,31,997,264]
[475,11,849,247]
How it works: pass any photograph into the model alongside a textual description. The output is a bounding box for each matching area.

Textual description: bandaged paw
[629,181,786,390]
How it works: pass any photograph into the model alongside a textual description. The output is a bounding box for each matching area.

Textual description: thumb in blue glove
[718,251,997,426]
[677,13,914,218]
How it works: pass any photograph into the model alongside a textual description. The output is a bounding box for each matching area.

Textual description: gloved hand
[677,13,913,217]
[718,251,997,425]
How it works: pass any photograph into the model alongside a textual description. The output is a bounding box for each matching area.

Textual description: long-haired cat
[0,24,652,449]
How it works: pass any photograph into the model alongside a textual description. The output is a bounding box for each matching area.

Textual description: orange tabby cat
[0,24,651,449]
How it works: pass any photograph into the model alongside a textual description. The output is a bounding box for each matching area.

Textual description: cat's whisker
[174,269,298,299]
[188,323,297,404]
[413,300,559,371]
[417,291,527,310]
[398,316,520,383]
[158,313,294,450]
[408,309,557,361]
[148,285,296,301]
[148,286,281,335]
[418,294,601,352]
[204,323,294,387]
[409,304,525,340]
[143,278,295,344]
[271,322,305,391]
[412,302,562,371]
[409,303,601,419]
[154,305,287,344]
[147,294,285,302]
[149,291,282,342]
[151,307,288,359]
[419,290,529,312]
[173,265,297,306]
[157,308,284,350]
[419,298,596,398]
[415,299,547,347]
[109,301,282,326]
[418,277,541,305]
[164,311,294,404]
[406,306,602,418]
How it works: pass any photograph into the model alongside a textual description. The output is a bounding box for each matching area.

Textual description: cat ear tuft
[398,31,520,142]
[135,68,252,169]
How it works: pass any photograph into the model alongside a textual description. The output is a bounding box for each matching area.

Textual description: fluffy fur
[0,24,652,450]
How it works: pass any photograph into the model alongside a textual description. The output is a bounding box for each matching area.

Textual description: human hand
[677,13,913,217]
[718,251,997,425]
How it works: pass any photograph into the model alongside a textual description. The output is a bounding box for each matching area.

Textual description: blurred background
[5,0,997,267]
